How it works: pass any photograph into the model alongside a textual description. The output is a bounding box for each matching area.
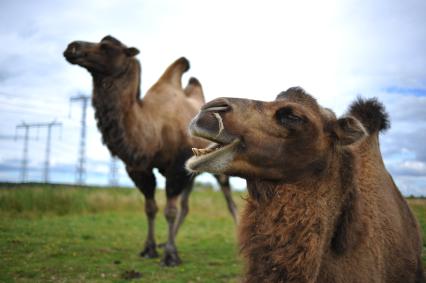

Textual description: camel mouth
[187,100,240,172]
[191,138,239,157]
[64,51,84,64]
[186,138,240,172]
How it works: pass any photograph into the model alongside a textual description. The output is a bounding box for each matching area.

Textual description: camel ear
[333,116,367,146]
[125,47,139,57]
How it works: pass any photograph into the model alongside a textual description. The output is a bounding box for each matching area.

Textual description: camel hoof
[161,250,182,267]
[140,243,159,258]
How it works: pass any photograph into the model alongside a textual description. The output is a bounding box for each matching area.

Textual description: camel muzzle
[63,41,90,63]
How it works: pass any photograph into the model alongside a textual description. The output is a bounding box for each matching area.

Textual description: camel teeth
[192,148,199,156]
[192,147,216,156]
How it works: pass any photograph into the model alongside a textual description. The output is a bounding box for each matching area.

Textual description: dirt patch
[121,270,142,280]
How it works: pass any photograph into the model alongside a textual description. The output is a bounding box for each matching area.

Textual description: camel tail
[184,77,205,104]
[159,57,190,88]
[347,97,390,134]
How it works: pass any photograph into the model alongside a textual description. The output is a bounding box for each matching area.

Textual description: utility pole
[109,156,119,187]
[16,123,30,182]
[70,94,91,185]
[16,121,61,183]
[43,121,62,183]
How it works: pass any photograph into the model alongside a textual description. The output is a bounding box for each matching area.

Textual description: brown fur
[186,87,424,282]
[64,35,238,266]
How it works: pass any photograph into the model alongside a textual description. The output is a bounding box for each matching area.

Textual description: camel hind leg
[173,175,194,236]
[214,174,238,224]
[126,168,159,258]
[162,168,194,267]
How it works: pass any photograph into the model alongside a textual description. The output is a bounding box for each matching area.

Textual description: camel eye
[100,43,118,55]
[275,107,304,126]
[100,43,110,50]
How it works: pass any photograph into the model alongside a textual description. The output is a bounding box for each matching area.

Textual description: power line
[70,94,91,185]
[0,106,66,118]
[0,91,70,103]
[0,99,69,110]
[0,134,37,140]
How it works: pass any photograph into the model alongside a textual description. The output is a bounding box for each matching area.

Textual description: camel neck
[93,60,140,108]
[91,60,149,166]
[240,149,357,282]
[245,148,351,203]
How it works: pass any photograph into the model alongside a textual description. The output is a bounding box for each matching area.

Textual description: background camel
[63,35,238,266]
[186,87,424,282]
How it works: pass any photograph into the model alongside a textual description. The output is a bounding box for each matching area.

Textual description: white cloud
[401,161,426,172]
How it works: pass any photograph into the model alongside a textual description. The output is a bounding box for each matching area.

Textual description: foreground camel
[186,87,424,282]
[63,35,238,266]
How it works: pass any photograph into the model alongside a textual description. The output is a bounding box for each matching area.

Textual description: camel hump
[184,77,205,104]
[158,57,190,88]
[347,97,390,134]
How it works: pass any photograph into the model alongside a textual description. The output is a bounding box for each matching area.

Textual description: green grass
[407,198,426,266]
[0,184,425,282]
[0,184,244,283]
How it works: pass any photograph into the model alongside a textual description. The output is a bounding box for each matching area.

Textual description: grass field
[0,183,425,283]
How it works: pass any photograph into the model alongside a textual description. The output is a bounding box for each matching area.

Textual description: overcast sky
[0,0,425,195]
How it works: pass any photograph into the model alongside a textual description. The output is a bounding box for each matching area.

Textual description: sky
[0,0,425,195]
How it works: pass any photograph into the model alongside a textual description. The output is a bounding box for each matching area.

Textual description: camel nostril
[194,112,221,134]
[66,42,84,55]
[202,98,231,112]
[205,105,230,112]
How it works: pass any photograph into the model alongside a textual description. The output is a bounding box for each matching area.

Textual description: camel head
[186,87,367,182]
[63,35,139,76]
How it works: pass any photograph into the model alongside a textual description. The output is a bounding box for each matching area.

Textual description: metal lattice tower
[43,121,62,183]
[70,94,90,185]
[109,156,119,187]
[16,123,30,182]
[16,121,62,183]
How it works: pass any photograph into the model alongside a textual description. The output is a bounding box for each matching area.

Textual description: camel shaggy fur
[63,35,238,266]
[186,87,425,282]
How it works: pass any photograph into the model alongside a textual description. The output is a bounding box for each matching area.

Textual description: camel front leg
[140,197,159,258]
[126,168,159,258]
[215,174,238,224]
[162,195,181,266]
[161,169,194,266]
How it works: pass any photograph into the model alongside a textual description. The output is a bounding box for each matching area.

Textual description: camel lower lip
[187,139,239,171]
